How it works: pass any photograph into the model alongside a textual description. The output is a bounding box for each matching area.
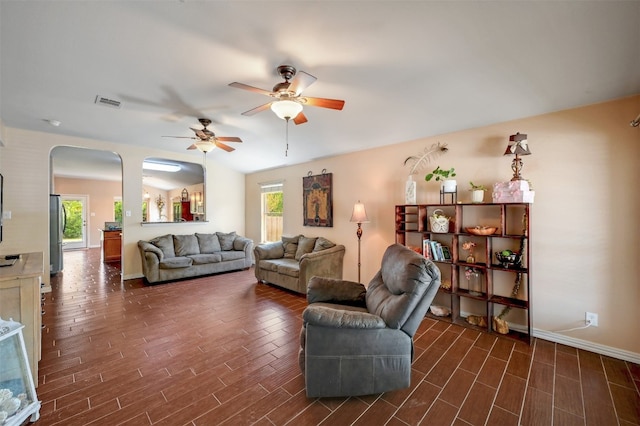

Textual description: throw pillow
[173,234,200,257]
[150,234,176,258]
[196,233,221,253]
[216,231,237,251]
[313,237,336,252]
[295,236,317,260]
[282,235,301,259]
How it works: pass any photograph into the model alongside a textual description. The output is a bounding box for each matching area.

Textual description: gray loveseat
[138,232,253,284]
[254,235,345,294]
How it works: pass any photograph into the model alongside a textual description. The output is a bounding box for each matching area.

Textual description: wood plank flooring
[35,248,639,425]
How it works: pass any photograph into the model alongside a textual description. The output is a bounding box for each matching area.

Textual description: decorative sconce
[504,132,531,181]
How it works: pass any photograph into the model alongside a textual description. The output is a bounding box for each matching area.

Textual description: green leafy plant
[469,181,487,191]
[425,166,456,182]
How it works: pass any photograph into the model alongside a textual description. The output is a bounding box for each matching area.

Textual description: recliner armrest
[303,305,386,329]
[307,276,366,306]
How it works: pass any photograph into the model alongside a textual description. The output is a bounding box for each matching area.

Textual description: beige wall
[54,177,123,248]
[246,95,640,357]
[0,128,245,283]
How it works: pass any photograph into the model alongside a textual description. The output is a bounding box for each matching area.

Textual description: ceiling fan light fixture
[195,140,216,153]
[271,100,303,120]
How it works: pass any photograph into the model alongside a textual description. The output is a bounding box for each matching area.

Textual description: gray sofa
[138,232,253,284]
[298,243,441,397]
[254,235,345,294]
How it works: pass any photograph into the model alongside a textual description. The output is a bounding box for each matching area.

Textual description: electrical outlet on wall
[586,312,598,327]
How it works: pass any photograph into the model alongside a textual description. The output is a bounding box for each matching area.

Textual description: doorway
[61,195,87,250]
[50,146,123,274]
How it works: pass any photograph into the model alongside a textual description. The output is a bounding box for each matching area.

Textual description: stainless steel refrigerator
[49,194,66,274]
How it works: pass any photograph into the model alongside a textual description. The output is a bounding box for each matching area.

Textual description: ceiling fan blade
[216,136,242,143]
[187,144,198,150]
[241,102,274,116]
[293,111,308,125]
[190,128,210,139]
[162,136,196,139]
[302,96,345,110]
[288,70,317,96]
[229,82,273,97]
[215,141,235,152]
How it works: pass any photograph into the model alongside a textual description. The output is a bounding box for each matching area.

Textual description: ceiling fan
[229,65,345,124]
[162,118,242,153]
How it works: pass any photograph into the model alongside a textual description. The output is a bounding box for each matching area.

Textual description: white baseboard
[123,273,144,281]
[533,328,640,364]
[459,311,640,363]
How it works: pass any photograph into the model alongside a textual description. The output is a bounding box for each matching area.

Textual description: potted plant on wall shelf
[425,166,457,193]
[469,182,487,203]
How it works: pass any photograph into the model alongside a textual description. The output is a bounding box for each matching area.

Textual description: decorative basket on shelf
[465,226,498,236]
[429,209,450,233]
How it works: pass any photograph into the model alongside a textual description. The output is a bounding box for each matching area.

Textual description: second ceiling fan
[229,65,345,124]
[163,118,242,153]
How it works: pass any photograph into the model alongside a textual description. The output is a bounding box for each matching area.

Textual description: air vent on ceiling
[94,95,121,109]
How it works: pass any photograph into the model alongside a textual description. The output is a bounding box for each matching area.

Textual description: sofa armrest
[307,276,366,306]
[138,241,163,261]
[254,241,285,261]
[299,245,345,291]
[303,305,385,329]
[233,236,252,251]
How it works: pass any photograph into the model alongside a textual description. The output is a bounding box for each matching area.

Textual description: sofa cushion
[220,251,246,261]
[295,236,317,260]
[188,253,222,264]
[257,259,280,272]
[216,231,237,251]
[150,234,176,259]
[174,234,200,257]
[196,233,221,253]
[313,237,336,252]
[159,257,192,269]
[282,235,301,259]
[277,261,300,278]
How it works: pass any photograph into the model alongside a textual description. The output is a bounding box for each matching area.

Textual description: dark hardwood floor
[35,248,639,425]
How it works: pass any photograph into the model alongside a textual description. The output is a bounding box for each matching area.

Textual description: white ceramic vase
[405,175,416,204]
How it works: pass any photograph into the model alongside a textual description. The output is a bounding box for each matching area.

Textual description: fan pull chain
[285,119,290,157]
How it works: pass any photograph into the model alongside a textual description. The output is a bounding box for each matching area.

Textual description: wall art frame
[303,171,333,227]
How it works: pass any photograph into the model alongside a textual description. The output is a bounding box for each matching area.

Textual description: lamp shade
[350,201,370,223]
[271,100,303,120]
[504,132,531,156]
[195,140,216,153]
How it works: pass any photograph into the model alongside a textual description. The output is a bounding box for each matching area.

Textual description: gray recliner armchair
[298,243,441,397]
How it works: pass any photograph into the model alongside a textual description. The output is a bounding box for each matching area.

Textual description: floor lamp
[350,201,369,283]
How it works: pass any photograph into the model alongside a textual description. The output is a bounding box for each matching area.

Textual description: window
[261,182,283,243]
[114,197,123,224]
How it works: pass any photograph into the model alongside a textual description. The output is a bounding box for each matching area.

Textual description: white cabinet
[0,253,43,385]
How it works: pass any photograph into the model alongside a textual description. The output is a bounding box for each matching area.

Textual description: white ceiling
[1,1,639,178]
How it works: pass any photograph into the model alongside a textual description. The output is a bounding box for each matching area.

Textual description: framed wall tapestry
[303,171,333,227]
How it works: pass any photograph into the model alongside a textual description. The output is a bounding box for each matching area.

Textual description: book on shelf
[441,246,452,261]
[422,239,431,259]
